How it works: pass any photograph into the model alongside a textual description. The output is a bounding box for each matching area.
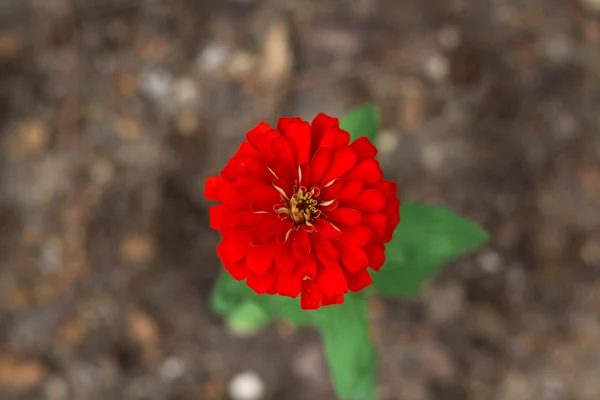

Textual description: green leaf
[210,270,251,316]
[226,301,270,336]
[210,270,311,328]
[310,294,377,400]
[372,202,489,296]
[340,105,380,143]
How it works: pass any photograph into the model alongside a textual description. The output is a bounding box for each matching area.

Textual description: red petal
[295,253,317,280]
[322,295,344,306]
[311,234,339,267]
[204,176,224,200]
[209,205,232,230]
[236,177,280,211]
[266,157,295,185]
[312,219,342,240]
[277,117,303,132]
[319,147,358,186]
[361,213,388,239]
[319,126,350,151]
[292,229,311,260]
[345,189,386,213]
[216,181,246,208]
[277,274,302,298]
[222,259,249,281]
[320,199,339,212]
[343,159,384,186]
[309,148,332,187]
[230,210,269,228]
[298,163,311,187]
[218,233,251,263]
[317,267,348,298]
[246,242,278,274]
[281,120,312,165]
[310,113,339,155]
[319,179,343,199]
[351,136,378,160]
[337,241,369,274]
[327,208,362,227]
[365,242,386,271]
[245,121,273,142]
[247,269,277,294]
[272,136,298,171]
[336,181,363,201]
[343,225,373,247]
[300,279,323,310]
[274,242,296,273]
[266,281,278,295]
[344,269,372,292]
[221,156,272,182]
[248,129,280,159]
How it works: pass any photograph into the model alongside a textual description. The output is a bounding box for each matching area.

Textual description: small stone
[58,319,86,344]
[259,19,292,85]
[173,77,199,106]
[0,32,23,61]
[581,238,600,265]
[0,359,48,390]
[139,69,173,102]
[159,357,186,381]
[6,121,49,159]
[227,51,256,79]
[3,288,32,311]
[581,0,600,14]
[90,159,115,186]
[421,143,446,171]
[127,309,159,345]
[197,43,230,73]
[438,26,461,51]
[291,345,327,385]
[120,234,156,263]
[137,37,168,61]
[204,379,226,400]
[423,283,465,324]
[175,110,200,136]
[498,370,535,400]
[425,52,450,81]
[117,73,138,96]
[228,371,265,400]
[399,78,426,129]
[468,305,508,343]
[274,320,296,340]
[422,341,455,380]
[375,130,399,156]
[114,117,143,140]
[43,377,70,400]
[477,250,502,273]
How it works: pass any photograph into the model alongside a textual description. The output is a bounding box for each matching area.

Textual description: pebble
[477,250,502,273]
[159,357,186,381]
[139,69,173,103]
[0,359,48,390]
[228,370,265,400]
[43,377,70,400]
[424,52,450,81]
[581,0,600,14]
[438,25,461,51]
[197,43,230,73]
[127,309,159,345]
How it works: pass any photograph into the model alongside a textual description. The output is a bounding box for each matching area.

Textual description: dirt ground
[1,0,600,399]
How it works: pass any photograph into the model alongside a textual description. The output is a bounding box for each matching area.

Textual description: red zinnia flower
[204,113,400,310]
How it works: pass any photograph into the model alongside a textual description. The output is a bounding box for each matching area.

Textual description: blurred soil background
[1,0,600,399]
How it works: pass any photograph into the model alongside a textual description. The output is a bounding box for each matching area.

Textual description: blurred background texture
[1,0,600,399]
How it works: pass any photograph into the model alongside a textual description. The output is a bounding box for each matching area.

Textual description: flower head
[205,113,400,309]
